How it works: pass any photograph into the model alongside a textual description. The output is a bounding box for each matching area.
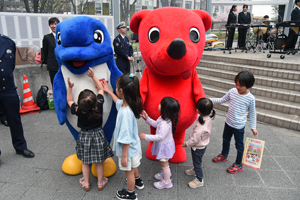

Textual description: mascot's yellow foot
[62,155,116,177]
[91,157,116,177]
[62,154,83,175]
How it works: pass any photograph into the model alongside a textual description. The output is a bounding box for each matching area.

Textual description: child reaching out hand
[182,98,215,188]
[139,97,180,189]
[102,74,144,200]
[67,67,114,192]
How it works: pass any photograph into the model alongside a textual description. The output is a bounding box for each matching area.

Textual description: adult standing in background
[42,17,60,87]
[225,5,237,49]
[113,21,134,74]
[284,0,300,51]
[0,34,34,158]
[238,5,251,49]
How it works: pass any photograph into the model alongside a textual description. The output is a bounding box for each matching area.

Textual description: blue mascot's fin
[66,119,79,141]
[107,59,122,90]
[53,69,67,125]
[103,101,117,143]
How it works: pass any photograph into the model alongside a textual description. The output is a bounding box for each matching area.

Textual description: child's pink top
[186,115,212,149]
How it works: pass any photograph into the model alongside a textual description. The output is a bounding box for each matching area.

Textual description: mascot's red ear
[192,10,212,32]
[130,9,151,34]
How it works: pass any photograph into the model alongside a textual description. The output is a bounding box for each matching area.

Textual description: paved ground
[0,108,299,200]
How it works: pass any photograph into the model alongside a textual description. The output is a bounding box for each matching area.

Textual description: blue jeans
[191,146,207,182]
[221,123,245,165]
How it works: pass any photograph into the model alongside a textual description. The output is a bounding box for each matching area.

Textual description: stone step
[205,94,300,131]
[198,60,300,81]
[199,74,300,103]
[197,66,300,91]
[201,54,300,71]
[203,85,300,116]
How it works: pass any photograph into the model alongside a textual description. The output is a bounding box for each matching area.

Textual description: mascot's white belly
[61,63,113,131]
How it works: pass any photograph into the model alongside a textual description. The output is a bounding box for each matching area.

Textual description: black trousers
[49,71,58,88]
[0,89,27,151]
[226,27,235,48]
[116,58,130,74]
[238,28,248,48]
[284,28,299,51]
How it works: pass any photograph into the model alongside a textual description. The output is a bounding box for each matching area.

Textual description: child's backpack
[36,85,49,110]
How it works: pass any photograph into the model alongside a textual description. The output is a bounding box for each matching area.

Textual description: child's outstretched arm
[210,89,231,105]
[87,67,104,95]
[67,77,74,108]
[101,81,119,103]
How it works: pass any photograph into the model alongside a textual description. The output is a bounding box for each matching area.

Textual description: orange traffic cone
[20,75,40,115]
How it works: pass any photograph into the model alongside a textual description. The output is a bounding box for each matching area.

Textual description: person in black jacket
[113,21,134,74]
[226,5,237,49]
[0,34,34,158]
[42,17,60,87]
[238,5,251,48]
[284,0,300,51]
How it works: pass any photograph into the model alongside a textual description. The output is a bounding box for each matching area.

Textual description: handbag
[15,46,35,65]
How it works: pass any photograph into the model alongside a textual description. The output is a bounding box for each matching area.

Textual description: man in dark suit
[238,5,251,48]
[42,17,60,87]
[113,21,134,74]
[0,34,34,158]
[284,0,300,51]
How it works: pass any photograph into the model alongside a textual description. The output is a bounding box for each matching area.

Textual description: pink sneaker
[153,179,173,189]
[154,171,164,180]
[154,170,171,180]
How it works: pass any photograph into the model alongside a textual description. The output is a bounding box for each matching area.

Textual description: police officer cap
[116,21,126,29]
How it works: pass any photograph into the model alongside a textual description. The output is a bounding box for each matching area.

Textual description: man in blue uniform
[113,21,134,74]
[0,34,34,158]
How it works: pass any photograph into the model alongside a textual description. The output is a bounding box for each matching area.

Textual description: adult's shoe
[16,149,35,158]
[0,120,9,127]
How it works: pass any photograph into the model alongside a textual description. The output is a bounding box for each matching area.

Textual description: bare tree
[120,0,137,25]
[0,0,4,12]
[68,0,95,14]
[160,0,177,7]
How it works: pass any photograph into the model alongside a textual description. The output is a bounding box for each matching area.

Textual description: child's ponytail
[160,97,180,134]
[198,114,205,125]
[210,109,216,120]
[117,74,143,118]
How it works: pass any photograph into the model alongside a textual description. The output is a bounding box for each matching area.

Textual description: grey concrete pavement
[0,109,299,200]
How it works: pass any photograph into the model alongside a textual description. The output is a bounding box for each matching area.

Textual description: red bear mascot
[130,7,212,163]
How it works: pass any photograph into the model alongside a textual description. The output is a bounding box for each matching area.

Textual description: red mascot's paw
[146,142,158,161]
[169,144,187,163]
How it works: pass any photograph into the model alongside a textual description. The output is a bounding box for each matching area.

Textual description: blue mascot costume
[53,16,122,176]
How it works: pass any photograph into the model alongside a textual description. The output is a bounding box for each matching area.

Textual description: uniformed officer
[113,21,134,74]
[0,34,34,158]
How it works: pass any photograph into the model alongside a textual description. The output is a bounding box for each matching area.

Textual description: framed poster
[242,137,265,170]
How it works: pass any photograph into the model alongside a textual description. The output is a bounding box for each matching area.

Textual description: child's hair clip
[129,73,134,79]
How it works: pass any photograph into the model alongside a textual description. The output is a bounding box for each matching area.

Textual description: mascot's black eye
[57,32,61,45]
[148,27,160,43]
[94,30,104,43]
[189,27,200,43]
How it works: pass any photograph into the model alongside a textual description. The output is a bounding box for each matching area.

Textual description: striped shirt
[211,88,256,130]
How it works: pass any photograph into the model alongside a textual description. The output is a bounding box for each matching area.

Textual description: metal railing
[0,12,114,48]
